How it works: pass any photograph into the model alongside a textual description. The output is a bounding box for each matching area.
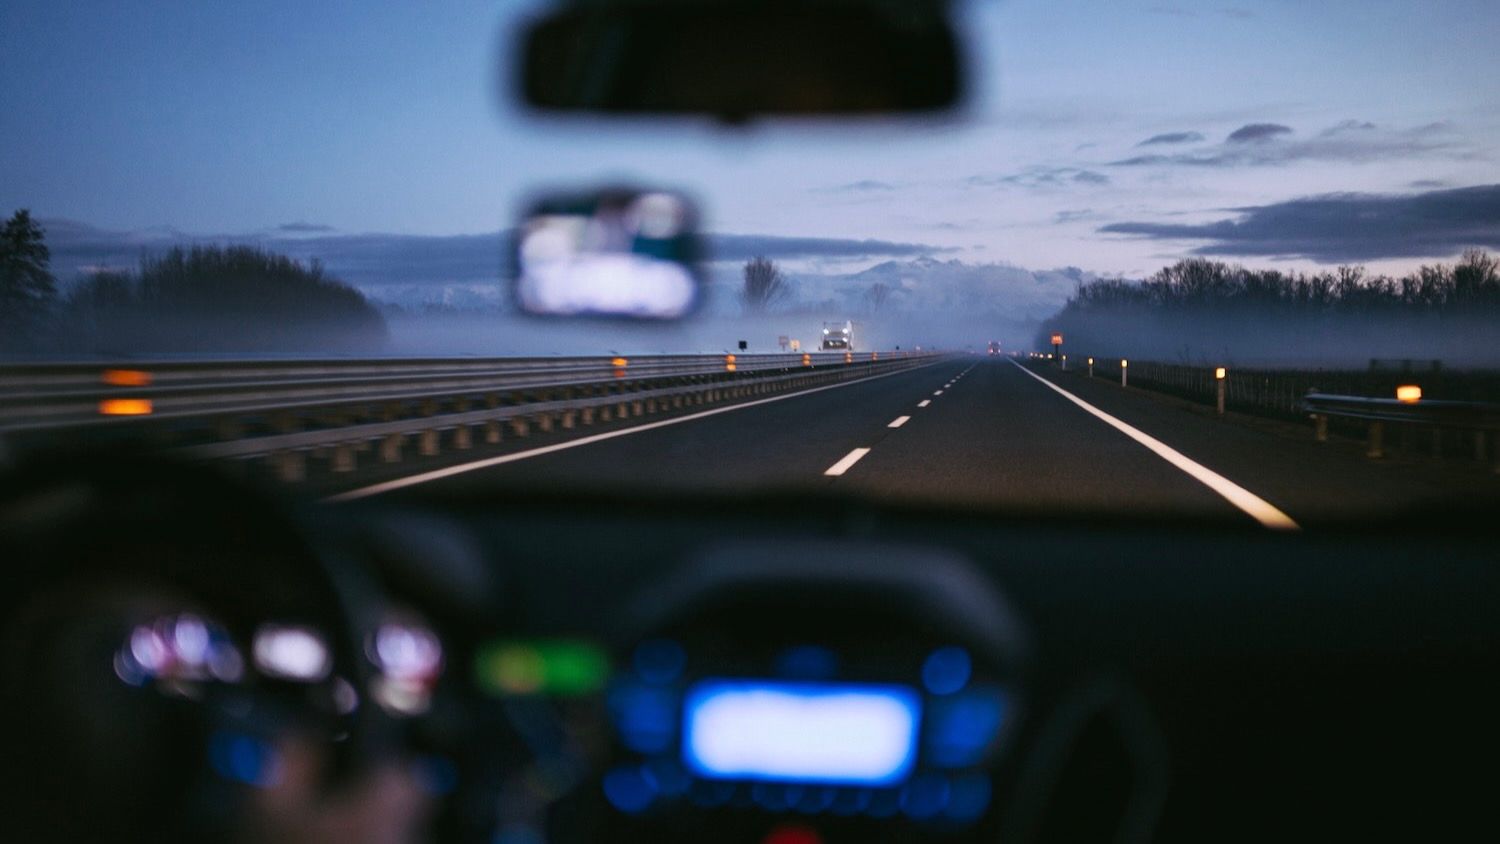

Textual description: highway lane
[323,354,1500,525]
[331,356,1325,525]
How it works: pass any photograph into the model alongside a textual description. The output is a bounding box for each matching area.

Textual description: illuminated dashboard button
[921,646,972,695]
[828,789,872,817]
[603,766,657,814]
[608,682,677,754]
[925,686,1007,768]
[900,773,951,820]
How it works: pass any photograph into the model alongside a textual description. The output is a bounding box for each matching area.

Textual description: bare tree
[865,281,893,315]
[741,256,790,313]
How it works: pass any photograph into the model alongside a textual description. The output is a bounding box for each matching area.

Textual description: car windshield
[2,0,1498,525]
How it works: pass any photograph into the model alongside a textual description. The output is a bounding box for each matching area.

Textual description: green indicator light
[476,639,610,696]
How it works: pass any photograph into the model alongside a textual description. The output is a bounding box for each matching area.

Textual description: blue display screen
[682,679,922,786]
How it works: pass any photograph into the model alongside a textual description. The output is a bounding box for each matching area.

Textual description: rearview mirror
[517,0,964,120]
[509,188,705,320]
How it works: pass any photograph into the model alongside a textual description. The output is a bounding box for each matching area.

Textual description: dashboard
[3,458,1499,843]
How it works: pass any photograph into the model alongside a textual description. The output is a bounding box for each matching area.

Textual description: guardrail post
[332,444,355,473]
[380,434,402,463]
[1313,414,1328,442]
[511,418,529,438]
[1367,421,1384,459]
[273,450,305,482]
[538,413,554,433]
[454,425,473,450]
[561,410,576,429]
[419,429,440,456]
[485,420,501,444]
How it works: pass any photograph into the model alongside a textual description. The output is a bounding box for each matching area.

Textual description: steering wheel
[0,453,398,843]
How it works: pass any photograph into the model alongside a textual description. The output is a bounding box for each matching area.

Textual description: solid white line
[824,447,871,476]
[917,400,931,408]
[888,416,911,428]
[1009,361,1300,531]
[327,360,943,501]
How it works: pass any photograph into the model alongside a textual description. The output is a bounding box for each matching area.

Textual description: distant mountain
[794,257,1085,320]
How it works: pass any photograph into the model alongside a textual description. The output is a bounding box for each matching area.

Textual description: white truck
[820,320,854,351]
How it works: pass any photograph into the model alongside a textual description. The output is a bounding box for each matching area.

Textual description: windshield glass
[3,0,1498,524]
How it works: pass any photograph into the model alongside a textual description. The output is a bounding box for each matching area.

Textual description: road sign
[789,339,801,351]
[777,335,789,350]
[1051,332,1063,346]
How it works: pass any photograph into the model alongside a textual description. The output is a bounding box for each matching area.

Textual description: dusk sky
[3,0,1498,283]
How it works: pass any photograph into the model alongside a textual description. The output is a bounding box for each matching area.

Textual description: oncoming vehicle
[3,2,1500,843]
[821,321,854,351]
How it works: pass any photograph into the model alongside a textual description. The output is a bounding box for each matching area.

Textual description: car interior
[3,2,1499,843]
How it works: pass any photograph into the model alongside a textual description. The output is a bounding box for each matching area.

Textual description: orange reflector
[610,357,628,368]
[844,352,852,363]
[726,363,737,372]
[1215,367,1226,380]
[102,369,152,387]
[1396,385,1422,403]
[871,352,879,361]
[99,398,153,416]
[801,354,812,366]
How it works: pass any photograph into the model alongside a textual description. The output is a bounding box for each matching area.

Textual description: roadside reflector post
[1120,359,1128,387]
[1215,367,1227,416]
[1313,414,1328,442]
[1060,354,1067,371]
[1396,384,1421,403]
[1367,421,1385,459]
[1087,357,1094,378]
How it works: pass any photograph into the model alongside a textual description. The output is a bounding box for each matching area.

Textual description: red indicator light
[763,824,822,844]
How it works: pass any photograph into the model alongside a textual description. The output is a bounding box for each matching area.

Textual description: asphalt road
[326,357,1500,526]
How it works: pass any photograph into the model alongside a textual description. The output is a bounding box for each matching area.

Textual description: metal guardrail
[1301,392,1500,469]
[0,352,903,432]
[0,351,940,481]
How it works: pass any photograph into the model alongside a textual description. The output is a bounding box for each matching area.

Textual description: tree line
[0,210,385,355]
[1036,251,1500,363]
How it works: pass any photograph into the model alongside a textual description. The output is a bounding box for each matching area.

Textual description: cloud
[1227,123,1294,143]
[966,166,1111,189]
[1321,119,1376,136]
[1098,184,1500,262]
[1408,179,1449,189]
[1137,131,1205,147]
[276,221,336,233]
[1108,120,1457,168]
[1055,209,1104,224]
[708,234,954,262]
[811,180,899,194]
